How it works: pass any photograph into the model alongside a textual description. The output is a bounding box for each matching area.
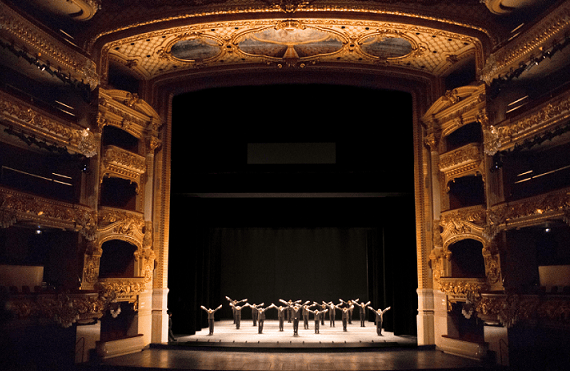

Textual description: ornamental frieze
[495,89,570,151]
[98,207,145,242]
[439,143,483,188]
[470,292,570,328]
[98,89,163,140]
[0,90,97,158]
[440,205,487,248]
[487,188,570,235]
[0,4,98,89]
[0,187,97,240]
[96,277,147,303]
[6,289,116,328]
[101,145,147,189]
[439,277,489,305]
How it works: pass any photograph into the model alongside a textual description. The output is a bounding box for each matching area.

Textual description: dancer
[200,304,222,335]
[301,301,314,330]
[249,302,264,326]
[256,304,274,334]
[273,303,287,331]
[225,296,247,324]
[335,302,354,332]
[325,301,337,327]
[354,299,371,327]
[308,307,328,334]
[279,299,302,323]
[368,306,391,335]
[291,304,303,336]
[230,302,248,329]
[340,298,357,324]
[314,302,328,325]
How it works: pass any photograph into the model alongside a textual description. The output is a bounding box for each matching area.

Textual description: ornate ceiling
[3,0,557,96]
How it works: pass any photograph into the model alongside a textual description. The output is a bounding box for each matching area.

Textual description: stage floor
[92,320,498,370]
[170,320,416,349]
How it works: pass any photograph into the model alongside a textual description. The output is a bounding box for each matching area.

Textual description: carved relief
[440,205,487,248]
[439,277,489,306]
[0,91,98,158]
[439,143,484,188]
[101,145,147,191]
[0,187,96,240]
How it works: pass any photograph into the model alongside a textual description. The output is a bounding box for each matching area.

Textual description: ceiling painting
[170,37,222,62]
[237,26,345,60]
[105,18,478,79]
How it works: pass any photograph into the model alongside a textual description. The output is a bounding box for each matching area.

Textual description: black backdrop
[168,84,417,336]
[168,196,417,336]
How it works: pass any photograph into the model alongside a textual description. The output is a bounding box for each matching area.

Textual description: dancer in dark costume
[256,304,274,334]
[230,302,248,329]
[314,302,328,325]
[325,301,337,327]
[308,308,328,334]
[291,304,303,336]
[225,296,247,324]
[301,301,314,330]
[200,304,222,335]
[249,302,264,326]
[280,299,302,323]
[336,303,354,332]
[273,304,287,331]
[368,306,391,335]
[354,299,371,327]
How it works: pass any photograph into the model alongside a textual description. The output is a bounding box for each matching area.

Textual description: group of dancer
[201,297,391,337]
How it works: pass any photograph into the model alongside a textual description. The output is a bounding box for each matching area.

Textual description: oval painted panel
[360,36,412,58]
[171,38,221,61]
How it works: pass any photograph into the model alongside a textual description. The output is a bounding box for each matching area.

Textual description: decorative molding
[0,186,97,240]
[98,207,146,249]
[471,292,570,328]
[0,90,97,158]
[487,187,570,237]
[6,289,116,328]
[0,3,99,90]
[96,277,147,303]
[480,1,570,85]
[439,277,489,305]
[440,205,487,249]
[495,88,570,152]
[101,145,147,190]
[439,143,484,189]
[98,89,162,140]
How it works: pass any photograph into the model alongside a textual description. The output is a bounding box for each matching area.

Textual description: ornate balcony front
[439,143,484,191]
[101,145,146,192]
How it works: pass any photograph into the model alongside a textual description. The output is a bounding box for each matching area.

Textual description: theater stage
[93,320,496,371]
[168,320,417,349]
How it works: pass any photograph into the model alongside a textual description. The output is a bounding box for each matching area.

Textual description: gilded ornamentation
[6,290,116,328]
[439,277,489,305]
[98,208,146,239]
[101,146,147,192]
[480,1,570,84]
[0,187,96,239]
[0,91,98,157]
[96,277,147,303]
[482,245,501,285]
[440,205,487,248]
[0,4,99,89]
[487,188,570,233]
[470,292,570,328]
[495,91,570,151]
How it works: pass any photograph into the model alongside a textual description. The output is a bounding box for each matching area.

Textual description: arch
[99,239,138,278]
[447,238,486,278]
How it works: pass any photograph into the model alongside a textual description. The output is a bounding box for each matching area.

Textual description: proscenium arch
[88,7,493,342]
